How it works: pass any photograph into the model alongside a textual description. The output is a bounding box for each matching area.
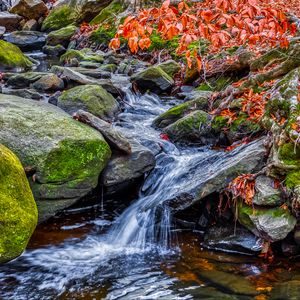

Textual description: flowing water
[1,75,300,299]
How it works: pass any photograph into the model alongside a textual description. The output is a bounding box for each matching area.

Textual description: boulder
[237,202,296,242]
[42,44,66,57]
[46,25,77,47]
[0,11,22,31]
[0,144,38,263]
[10,0,48,20]
[101,142,155,195]
[57,85,119,121]
[31,74,64,92]
[22,19,38,31]
[6,72,49,88]
[164,110,218,145]
[157,60,181,77]
[0,40,33,70]
[253,175,282,206]
[60,48,104,64]
[131,66,174,94]
[3,31,46,51]
[74,110,132,154]
[0,94,111,222]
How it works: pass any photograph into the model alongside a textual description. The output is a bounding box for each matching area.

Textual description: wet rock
[0,40,33,69]
[0,11,22,31]
[153,93,211,128]
[79,61,102,69]
[69,67,112,79]
[253,175,282,206]
[117,61,133,75]
[203,224,264,255]
[2,88,42,100]
[31,74,64,92]
[164,110,218,145]
[0,94,111,222]
[6,72,49,88]
[101,142,155,195]
[60,49,104,64]
[131,66,174,94]
[46,25,77,47]
[99,63,117,73]
[0,144,38,263]
[58,84,119,121]
[238,202,296,242]
[0,26,5,37]
[22,19,38,31]
[157,60,181,77]
[270,280,300,300]
[196,270,258,296]
[10,0,48,20]
[42,44,66,57]
[74,110,132,154]
[281,241,300,256]
[3,31,46,51]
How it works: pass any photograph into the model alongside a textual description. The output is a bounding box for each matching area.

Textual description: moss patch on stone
[0,40,33,70]
[0,144,38,263]
[60,49,104,63]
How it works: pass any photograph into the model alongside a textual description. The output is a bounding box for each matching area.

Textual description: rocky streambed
[1,0,300,299]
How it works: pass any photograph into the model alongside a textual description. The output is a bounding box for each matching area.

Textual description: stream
[1,63,300,300]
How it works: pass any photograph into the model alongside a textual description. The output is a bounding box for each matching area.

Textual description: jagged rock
[57,85,119,121]
[31,74,64,92]
[164,110,218,145]
[3,31,46,51]
[0,11,22,31]
[101,142,155,195]
[74,110,132,154]
[10,0,48,20]
[203,224,264,255]
[46,25,77,47]
[22,19,38,31]
[253,175,283,206]
[237,202,296,242]
[131,66,174,94]
[0,144,38,263]
[0,94,111,222]
[0,40,33,69]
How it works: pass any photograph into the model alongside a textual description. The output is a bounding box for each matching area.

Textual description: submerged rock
[0,144,38,263]
[101,142,155,195]
[0,94,111,222]
[237,202,296,242]
[58,85,119,121]
[10,0,48,20]
[131,66,174,94]
[3,31,46,51]
[0,40,33,69]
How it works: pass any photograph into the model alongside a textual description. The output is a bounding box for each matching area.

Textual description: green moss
[279,143,300,166]
[148,31,179,55]
[285,170,300,188]
[46,25,77,46]
[41,139,111,183]
[99,64,117,72]
[196,76,234,92]
[0,40,33,69]
[211,115,228,130]
[60,49,104,63]
[42,5,77,32]
[0,144,38,263]
[90,25,117,45]
[90,0,124,25]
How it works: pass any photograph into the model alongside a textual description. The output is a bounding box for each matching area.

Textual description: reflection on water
[1,208,300,300]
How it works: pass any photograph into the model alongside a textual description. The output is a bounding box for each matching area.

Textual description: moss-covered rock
[0,40,33,70]
[60,48,104,64]
[237,202,296,242]
[57,84,119,121]
[41,5,76,32]
[164,110,218,145]
[157,60,181,77]
[46,25,77,47]
[99,63,117,73]
[153,95,210,128]
[0,94,111,222]
[0,144,38,263]
[90,0,124,25]
[131,66,174,94]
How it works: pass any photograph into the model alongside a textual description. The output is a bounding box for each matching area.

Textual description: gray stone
[10,0,48,20]
[6,72,49,88]
[42,44,66,57]
[2,88,42,100]
[0,94,111,222]
[31,74,64,92]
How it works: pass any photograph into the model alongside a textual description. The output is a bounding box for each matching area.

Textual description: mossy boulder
[5,72,49,88]
[153,95,210,128]
[90,0,124,25]
[60,48,104,64]
[131,66,174,94]
[0,144,38,263]
[0,40,33,70]
[0,94,111,222]
[46,25,77,47]
[57,85,119,121]
[41,5,76,32]
[164,110,218,145]
[156,60,181,77]
[237,202,296,242]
